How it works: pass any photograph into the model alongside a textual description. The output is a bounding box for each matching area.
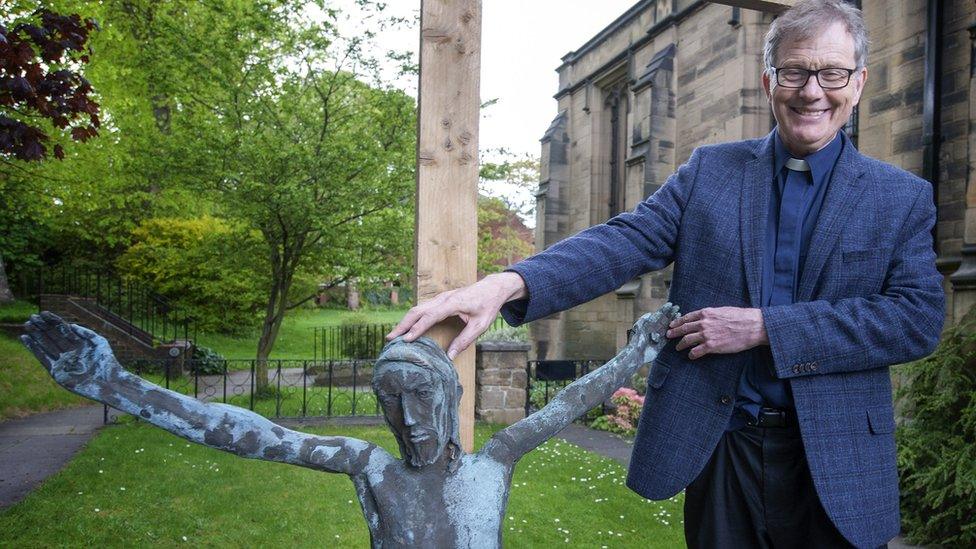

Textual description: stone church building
[531,0,976,361]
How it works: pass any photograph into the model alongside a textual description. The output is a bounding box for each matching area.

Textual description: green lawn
[0,421,685,547]
[0,332,87,419]
[0,299,36,324]
[196,307,408,360]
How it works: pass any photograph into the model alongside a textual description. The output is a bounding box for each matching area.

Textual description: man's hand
[666,306,768,360]
[386,272,528,360]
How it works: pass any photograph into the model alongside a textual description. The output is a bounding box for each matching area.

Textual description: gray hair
[763,0,869,73]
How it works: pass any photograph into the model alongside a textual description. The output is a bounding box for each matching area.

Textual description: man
[388,1,944,547]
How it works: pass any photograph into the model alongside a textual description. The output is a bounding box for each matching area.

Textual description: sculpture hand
[386,272,527,360]
[21,312,120,393]
[628,302,681,363]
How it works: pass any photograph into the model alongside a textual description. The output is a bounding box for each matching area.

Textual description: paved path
[0,406,120,508]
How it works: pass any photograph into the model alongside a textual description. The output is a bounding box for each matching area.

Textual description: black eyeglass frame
[772,67,858,90]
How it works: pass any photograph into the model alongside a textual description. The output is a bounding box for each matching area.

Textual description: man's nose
[797,73,825,99]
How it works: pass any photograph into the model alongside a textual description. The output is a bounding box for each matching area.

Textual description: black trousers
[683,421,859,549]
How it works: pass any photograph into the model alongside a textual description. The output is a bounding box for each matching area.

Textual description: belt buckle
[757,408,787,428]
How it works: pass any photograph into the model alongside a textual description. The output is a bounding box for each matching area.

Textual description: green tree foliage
[896,305,976,547]
[115,217,266,334]
[477,195,533,276]
[4,1,416,381]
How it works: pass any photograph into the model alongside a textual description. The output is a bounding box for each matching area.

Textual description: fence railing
[313,323,395,361]
[120,358,381,422]
[524,359,608,418]
[18,264,194,345]
[313,317,512,361]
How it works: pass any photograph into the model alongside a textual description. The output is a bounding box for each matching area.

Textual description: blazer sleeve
[762,182,945,378]
[501,147,704,326]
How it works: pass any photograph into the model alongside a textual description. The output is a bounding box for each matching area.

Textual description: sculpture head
[373,337,462,469]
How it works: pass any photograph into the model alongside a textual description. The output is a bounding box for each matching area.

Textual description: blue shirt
[728,130,845,430]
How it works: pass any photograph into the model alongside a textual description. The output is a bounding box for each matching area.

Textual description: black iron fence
[18,264,193,345]
[314,323,394,361]
[313,316,511,361]
[113,358,381,423]
[524,359,608,417]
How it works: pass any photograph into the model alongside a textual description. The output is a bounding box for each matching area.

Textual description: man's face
[374,364,450,467]
[762,21,867,157]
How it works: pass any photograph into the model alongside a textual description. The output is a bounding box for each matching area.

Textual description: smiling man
[389,1,944,547]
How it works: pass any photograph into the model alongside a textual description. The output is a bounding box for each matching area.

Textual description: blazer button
[719,395,732,405]
[810,362,818,371]
[793,365,801,374]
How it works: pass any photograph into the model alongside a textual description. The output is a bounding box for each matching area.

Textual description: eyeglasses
[773,67,856,90]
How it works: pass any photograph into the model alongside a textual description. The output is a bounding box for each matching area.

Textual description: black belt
[746,407,795,428]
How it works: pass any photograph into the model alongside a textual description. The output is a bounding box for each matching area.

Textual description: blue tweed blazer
[502,131,944,548]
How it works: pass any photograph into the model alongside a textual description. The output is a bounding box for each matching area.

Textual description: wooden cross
[415,0,481,451]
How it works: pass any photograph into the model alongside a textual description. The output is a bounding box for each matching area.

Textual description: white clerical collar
[785,157,811,172]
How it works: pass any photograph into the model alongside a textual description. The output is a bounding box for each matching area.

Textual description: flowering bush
[590,387,644,437]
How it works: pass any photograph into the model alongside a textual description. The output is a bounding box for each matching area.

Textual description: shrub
[116,217,267,334]
[189,345,227,376]
[895,305,976,547]
[478,325,528,343]
[590,387,644,437]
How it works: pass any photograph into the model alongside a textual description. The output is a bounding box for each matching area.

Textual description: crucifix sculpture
[21,303,677,548]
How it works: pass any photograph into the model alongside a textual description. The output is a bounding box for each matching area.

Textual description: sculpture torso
[353,446,513,548]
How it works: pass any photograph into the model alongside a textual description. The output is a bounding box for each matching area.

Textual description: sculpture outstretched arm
[489,303,679,462]
[21,312,392,476]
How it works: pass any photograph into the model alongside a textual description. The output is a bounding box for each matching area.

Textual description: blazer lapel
[740,133,775,308]
[795,141,869,302]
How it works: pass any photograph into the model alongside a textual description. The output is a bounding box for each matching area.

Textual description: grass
[196,307,408,360]
[0,421,685,547]
[0,332,87,419]
[0,299,36,324]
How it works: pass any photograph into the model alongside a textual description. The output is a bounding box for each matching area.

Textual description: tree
[0,6,99,162]
[477,195,533,276]
[0,4,100,303]
[220,67,416,387]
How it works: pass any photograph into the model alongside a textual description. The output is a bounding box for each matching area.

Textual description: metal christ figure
[21,303,679,548]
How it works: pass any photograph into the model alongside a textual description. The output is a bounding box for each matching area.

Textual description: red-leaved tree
[0,8,99,162]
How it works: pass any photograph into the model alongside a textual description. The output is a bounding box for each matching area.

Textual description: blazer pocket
[842,247,889,263]
[867,406,896,435]
[648,361,671,389]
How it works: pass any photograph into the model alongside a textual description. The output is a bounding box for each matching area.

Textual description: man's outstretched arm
[485,303,678,463]
[21,313,392,476]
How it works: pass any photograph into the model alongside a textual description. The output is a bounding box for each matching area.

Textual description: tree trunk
[0,255,15,304]
[255,263,295,393]
[346,278,359,310]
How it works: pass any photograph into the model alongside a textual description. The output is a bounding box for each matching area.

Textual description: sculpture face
[374,363,452,467]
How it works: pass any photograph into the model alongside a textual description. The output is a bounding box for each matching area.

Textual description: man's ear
[852,66,868,107]
[762,69,773,101]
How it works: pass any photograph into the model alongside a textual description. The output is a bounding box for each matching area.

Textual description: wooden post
[708,0,796,13]
[415,0,481,452]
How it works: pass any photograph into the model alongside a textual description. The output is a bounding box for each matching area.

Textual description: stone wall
[475,341,529,424]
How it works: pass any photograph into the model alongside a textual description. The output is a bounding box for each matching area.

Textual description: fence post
[222,361,228,404]
[525,361,532,418]
[352,360,358,415]
[302,361,308,417]
[275,361,282,418]
[249,360,255,411]
[327,361,334,417]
